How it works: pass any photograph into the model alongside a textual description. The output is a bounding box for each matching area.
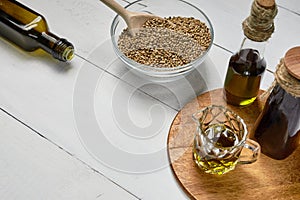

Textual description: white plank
[86,40,232,110]
[0,110,137,200]
[277,0,300,14]
[0,39,188,198]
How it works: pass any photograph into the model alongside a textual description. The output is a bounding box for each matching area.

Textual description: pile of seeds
[117,16,211,68]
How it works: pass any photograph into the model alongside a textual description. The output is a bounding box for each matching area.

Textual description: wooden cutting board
[167,88,300,200]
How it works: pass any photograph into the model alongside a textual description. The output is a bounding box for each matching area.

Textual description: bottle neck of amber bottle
[0,0,74,62]
[223,0,277,106]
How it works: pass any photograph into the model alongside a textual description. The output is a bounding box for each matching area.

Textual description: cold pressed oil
[0,0,74,61]
[224,48,266,106]
[193,124,241,175]
[223,0,277,106]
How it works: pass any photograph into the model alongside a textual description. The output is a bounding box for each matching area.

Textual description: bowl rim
[110,0,215,74]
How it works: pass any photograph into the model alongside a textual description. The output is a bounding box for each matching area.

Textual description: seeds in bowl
[117,16,211,68]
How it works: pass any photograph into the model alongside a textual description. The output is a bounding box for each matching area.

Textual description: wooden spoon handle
[99,0,130,20]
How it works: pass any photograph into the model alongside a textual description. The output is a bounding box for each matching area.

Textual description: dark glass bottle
[0,0,74,62]
[251,46,300,160]
[253,84,300,159]
[224,38,267,106]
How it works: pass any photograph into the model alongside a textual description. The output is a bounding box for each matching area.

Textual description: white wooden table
[1,0,299,199]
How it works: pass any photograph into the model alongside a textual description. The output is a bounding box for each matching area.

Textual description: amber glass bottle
[251,47,300,160]
[0,0,74,62]
[253,84,300,159]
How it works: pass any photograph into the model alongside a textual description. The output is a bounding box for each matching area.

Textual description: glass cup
[192,105,260,175]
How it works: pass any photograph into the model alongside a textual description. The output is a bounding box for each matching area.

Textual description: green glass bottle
[0,0,74,62]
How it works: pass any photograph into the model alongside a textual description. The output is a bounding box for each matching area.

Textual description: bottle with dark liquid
[251,47,300,160]
[0,0,74,62]
[224,38,267,106]
[253,84,300,159]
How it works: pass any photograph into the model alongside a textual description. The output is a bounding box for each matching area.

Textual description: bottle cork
[257,0,275,8]
[284,46,300,80]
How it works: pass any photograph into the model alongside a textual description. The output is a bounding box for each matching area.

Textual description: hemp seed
[117,16,211,68]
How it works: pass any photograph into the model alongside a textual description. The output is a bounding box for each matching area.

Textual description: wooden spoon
[99,0,161,36]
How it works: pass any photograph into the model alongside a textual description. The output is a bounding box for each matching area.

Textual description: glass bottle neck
[239,37,267,59]
[39,32,74,62]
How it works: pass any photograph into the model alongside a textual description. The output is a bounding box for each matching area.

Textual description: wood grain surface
[167,88,300,200]
[284,46,300,80]
[257,0,275,8]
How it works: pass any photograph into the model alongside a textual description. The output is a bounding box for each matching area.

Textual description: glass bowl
[110,0,214,82]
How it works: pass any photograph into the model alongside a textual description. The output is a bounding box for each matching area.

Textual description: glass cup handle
[238,138,261,164]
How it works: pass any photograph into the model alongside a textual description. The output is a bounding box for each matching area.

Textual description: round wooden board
[167,88,300,200]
